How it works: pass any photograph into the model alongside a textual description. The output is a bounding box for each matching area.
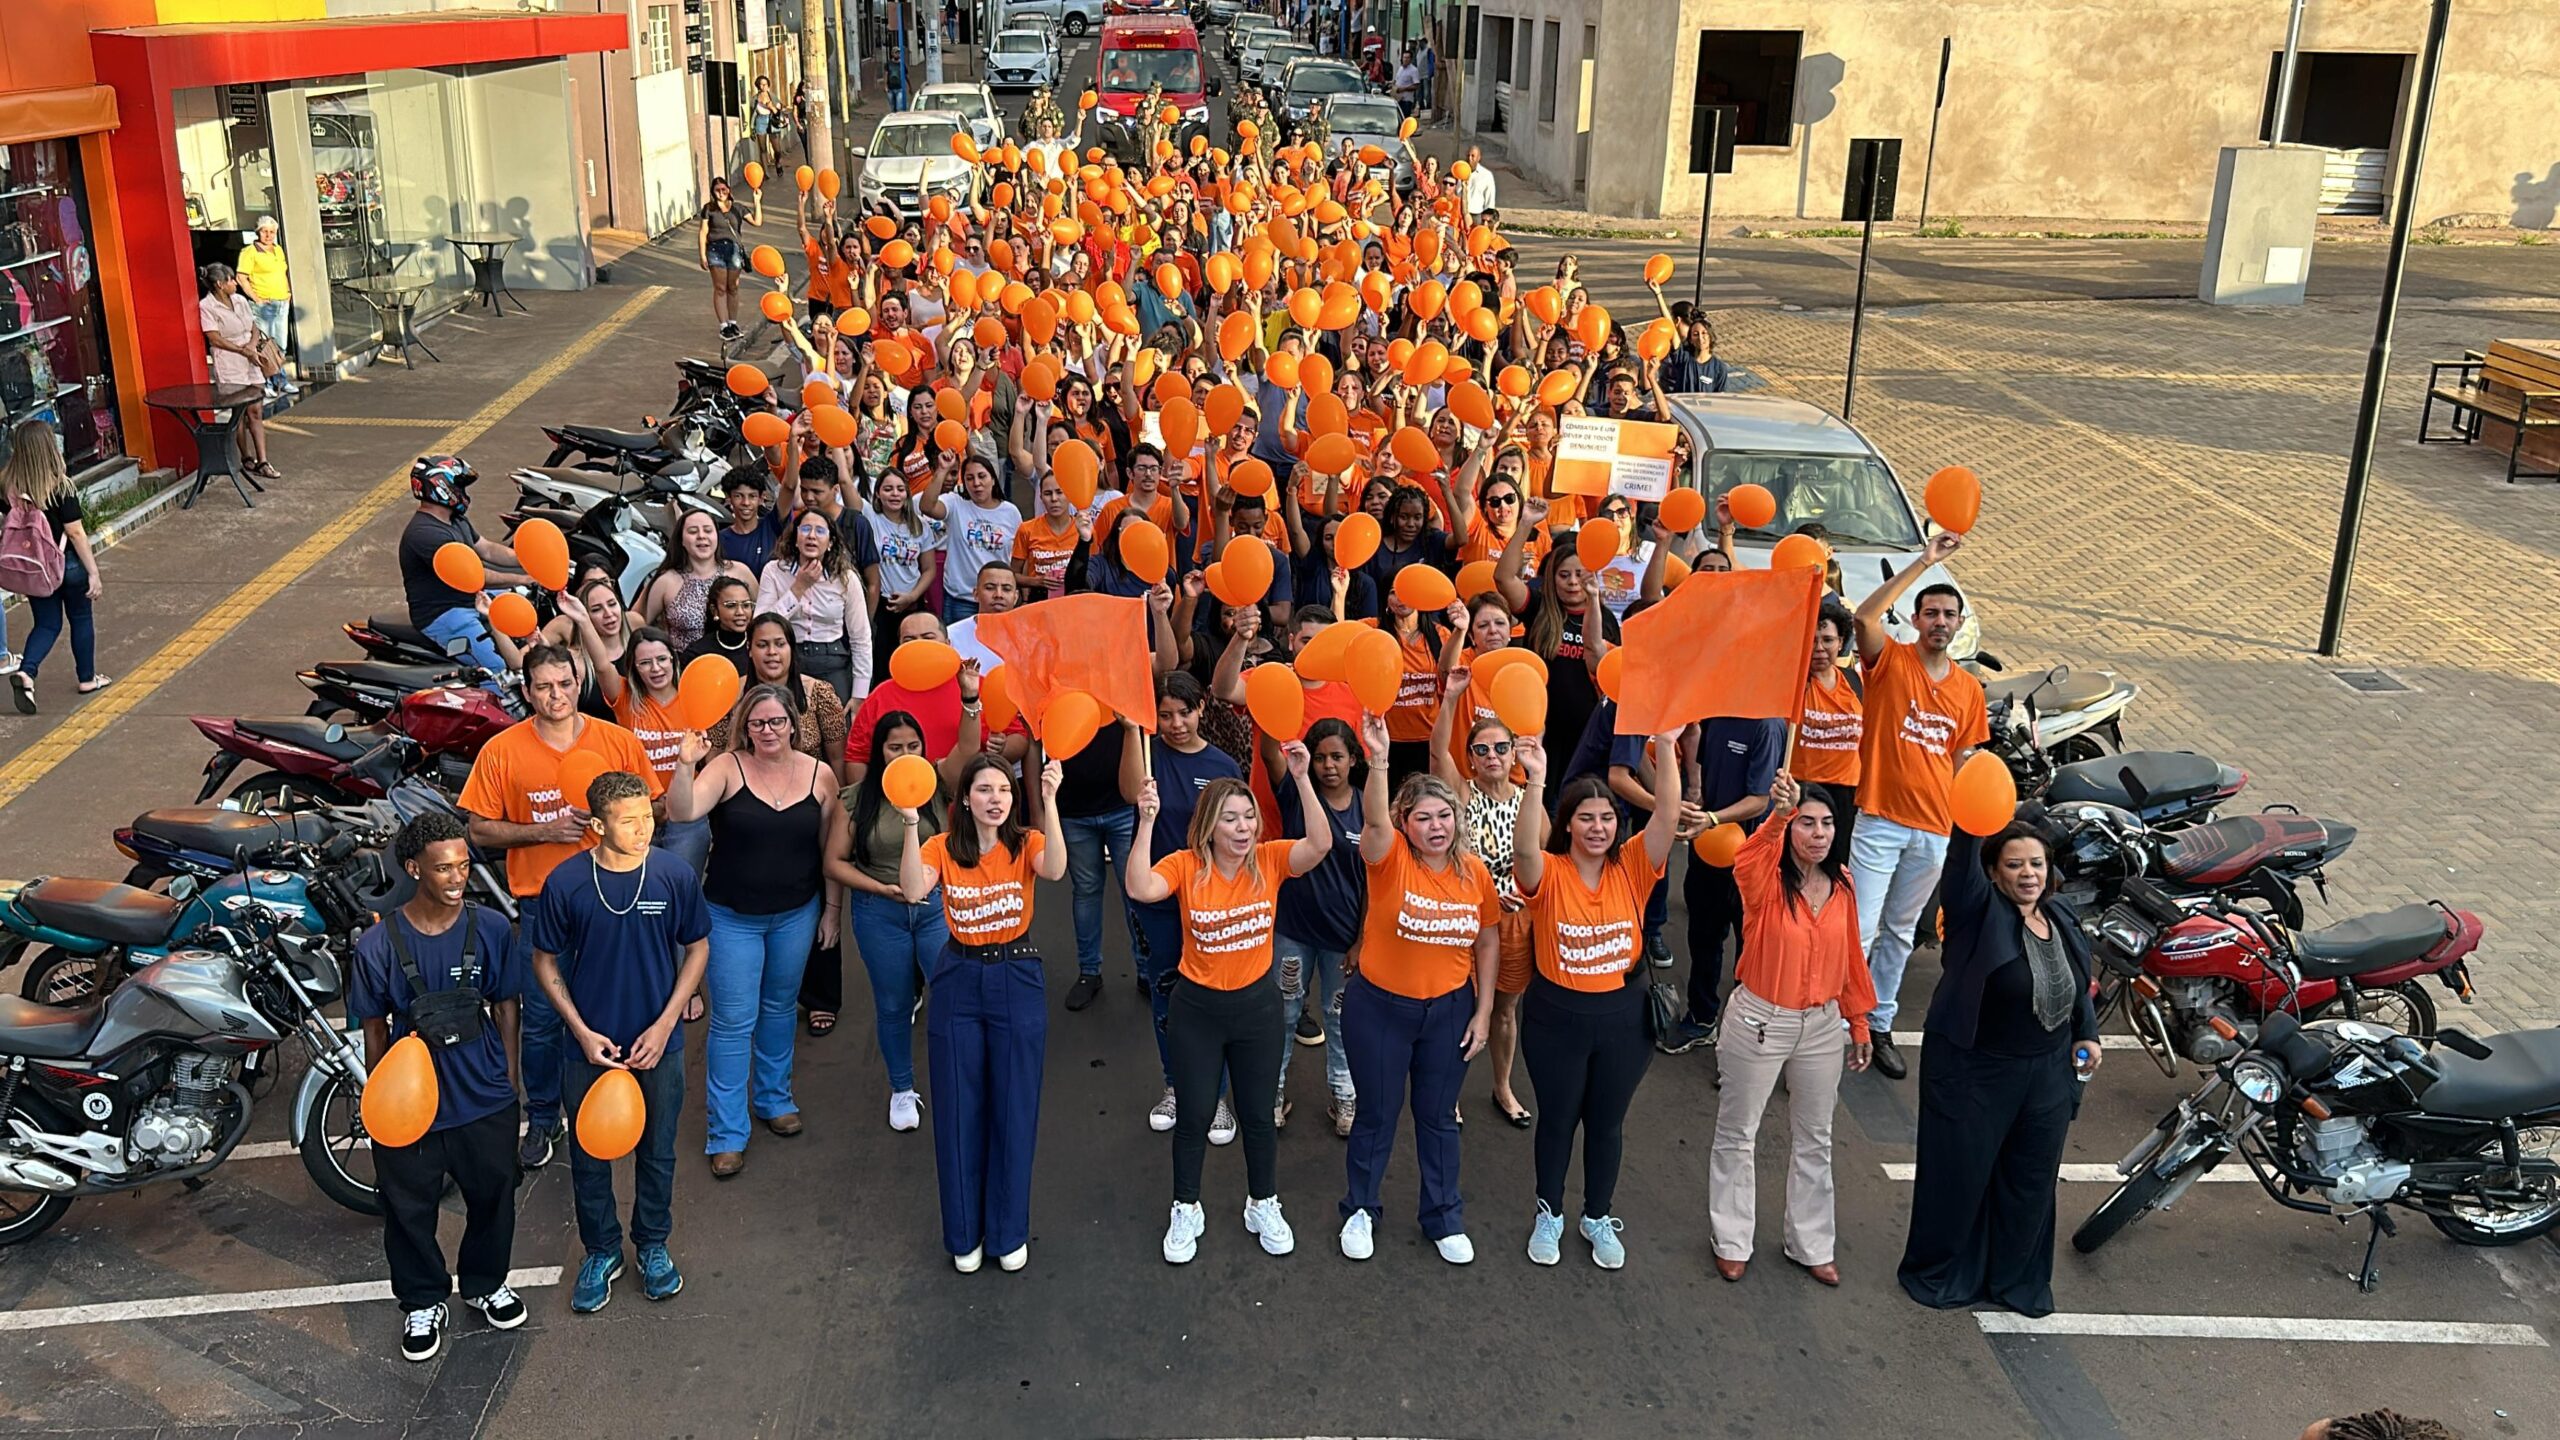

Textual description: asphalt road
[1,23,2558,1440]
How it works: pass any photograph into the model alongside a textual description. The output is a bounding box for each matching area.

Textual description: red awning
[91,10,628,89]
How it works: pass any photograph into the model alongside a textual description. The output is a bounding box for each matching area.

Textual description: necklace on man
[595,854,648,916]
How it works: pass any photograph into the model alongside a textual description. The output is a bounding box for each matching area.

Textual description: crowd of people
[355,60,2105,1366]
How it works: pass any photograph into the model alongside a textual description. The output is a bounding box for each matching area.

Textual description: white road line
[1879,1162,2249,1184]
[1890,1031,2146,1050]
[1977,1313,2546,1347]
[0,1266,564,1334]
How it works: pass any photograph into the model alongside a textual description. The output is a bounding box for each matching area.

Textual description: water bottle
[2073,1042,2096,1084]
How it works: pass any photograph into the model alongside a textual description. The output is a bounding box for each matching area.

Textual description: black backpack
[385,905,492,1049]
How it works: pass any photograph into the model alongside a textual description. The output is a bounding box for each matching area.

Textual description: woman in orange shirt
[897,752,1070,1274]
[1380,591,1454,784]
[1707,770,1877,1286]
[1510,727,1682,1269]
[1126,749,1332,1265]
[1339,713,1505,1265]
[1792,603,1864,863]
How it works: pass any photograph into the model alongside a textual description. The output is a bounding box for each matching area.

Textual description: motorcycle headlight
[2230,1057,2285,1105]
[2095,909,2156,972]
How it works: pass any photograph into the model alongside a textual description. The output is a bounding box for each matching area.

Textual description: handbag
[253,335,286,377]
[387,904,491,1050]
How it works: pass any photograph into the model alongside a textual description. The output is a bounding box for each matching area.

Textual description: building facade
[1458,0,2560,229]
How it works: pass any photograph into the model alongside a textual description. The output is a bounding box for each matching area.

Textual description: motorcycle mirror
[170,875,200,902]
[1973,650,2004,672]
[445,636,474,659]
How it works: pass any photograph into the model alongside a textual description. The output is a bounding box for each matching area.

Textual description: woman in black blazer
[1897,818,2101,1318]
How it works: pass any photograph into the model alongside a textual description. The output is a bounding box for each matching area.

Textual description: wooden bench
[2421,348,2560,483]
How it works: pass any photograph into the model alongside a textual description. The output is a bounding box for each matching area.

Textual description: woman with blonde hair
[1430,691,1532,1128]
[1127,751,1333,1263]
[3,420,105,712]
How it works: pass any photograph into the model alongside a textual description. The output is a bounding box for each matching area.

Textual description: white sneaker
[0,655,18,676]
[1208,1097,1238,1146]
[1149,1087,1178,1133]
[997,1244,1028,1272]
[1243,1195,1295,1256]
[888,1090,922,1132]
[1434,1232,1477,1265]
[1339,1209,1375,1261]
[953,1245,983,1274]
[1162,1201,1206,1264]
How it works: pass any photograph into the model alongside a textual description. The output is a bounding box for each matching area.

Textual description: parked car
[1251,39,1313,88]
[1227,19,1284,65]
[986,27,1059,90]
[1316,93,1412,191]
[853,111,982,219]
[1276,56,1365,133]
[1002,0,1101,38]
[1663,392,1982,657]
[914,81,1007,150]
[1204,0,1241,24]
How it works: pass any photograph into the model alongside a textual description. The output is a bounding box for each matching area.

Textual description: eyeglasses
[1469,740,1513,758]
[1482,493,1518,509]
[746,715,794,732]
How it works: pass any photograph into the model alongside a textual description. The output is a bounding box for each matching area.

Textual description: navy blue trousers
[926,947,1047,1257]
[1339,973,1472,1240]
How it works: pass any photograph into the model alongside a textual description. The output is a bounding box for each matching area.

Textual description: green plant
[1916,219,1966,238]
[2412,227,2452,246]
[2520,232,2549,246]
[1789,226,1861,237]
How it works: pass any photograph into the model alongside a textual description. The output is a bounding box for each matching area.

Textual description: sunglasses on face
[1483,493,1518,508]
[1469,740,1514,758]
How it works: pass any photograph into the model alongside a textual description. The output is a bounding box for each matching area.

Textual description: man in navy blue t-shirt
[528,770,710,1315]
[1670,716,1783,1051]
[350,811,529,1362]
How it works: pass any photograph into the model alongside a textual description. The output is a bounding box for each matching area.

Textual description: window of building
[1,140,125,472]
[1537,20,1561,123]
[1693,29,1801,147]
[643,6,678,76]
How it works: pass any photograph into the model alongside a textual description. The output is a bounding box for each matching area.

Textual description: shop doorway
[2259,51,2410,216]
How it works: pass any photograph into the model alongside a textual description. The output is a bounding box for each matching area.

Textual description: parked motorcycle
[195,689,516,810]
[110,806,333,889]
[499,475,711,605]
[2084,874,2480,1076]
[2072,1007,2560,1291]
[2047,796,2356,929]
[342,614,461,669]
[0,922,387,1245]
[297,656,484,723]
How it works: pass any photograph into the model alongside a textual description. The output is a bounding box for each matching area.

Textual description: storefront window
[0,140,122,472]
[310,70,468,355]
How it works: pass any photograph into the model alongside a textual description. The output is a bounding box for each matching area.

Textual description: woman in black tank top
[667,684,850,1178]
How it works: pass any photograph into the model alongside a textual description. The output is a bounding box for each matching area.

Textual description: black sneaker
[1870,1034,1908,1081]
[401,1302,446,1362]
[517,1120,562,1171]
[1065,973,1104,1011]
[464,1285,527,1330]
[1643,935,1673,969]
[719,319,741,340]
[1657,1017,1715,1056]
[1294,1009,1325,1046]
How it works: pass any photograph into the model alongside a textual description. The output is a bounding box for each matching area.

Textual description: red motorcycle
[2091,875,2482,1076]
[193,683,518,810]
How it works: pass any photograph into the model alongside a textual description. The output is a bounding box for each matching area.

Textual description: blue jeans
[1852,814,1951,1031]
[1275,934,1353,1108]
[942,594,979,623]
[927,946,1046,1256]
[1133,900,1184,1086]
[702,896,821,1152]
[22,555,95,683]
[1339,973,1472,1239]
[520,984,563,1130]
[421,606,508,693]
[1060,808,1140,977]
[847,887,947,1092]
[563,1048,685,1255]
[658,817,711,878]
[252,298,290,350]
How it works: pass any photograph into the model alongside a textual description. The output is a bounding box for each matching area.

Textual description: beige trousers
[1708,986,1848,1266]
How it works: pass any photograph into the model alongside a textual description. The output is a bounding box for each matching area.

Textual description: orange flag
[1613,567,1823,736]
[973,594,1159,734]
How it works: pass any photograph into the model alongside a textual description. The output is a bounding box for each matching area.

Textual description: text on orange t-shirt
[1151,839,1294,989]
[1358,832,1503,999]
[918,829,1046,944]
[1525,846,1664,992]
[459,717,663,897]
[1854,641,1988,834]
[1793,668,1864,788]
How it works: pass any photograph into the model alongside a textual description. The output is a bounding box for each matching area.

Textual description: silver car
[915,81,1007,150]
[1663,392,1980,656]
[986,28,1058,90]
[853,111,982,219]
[1316,94,1412,192]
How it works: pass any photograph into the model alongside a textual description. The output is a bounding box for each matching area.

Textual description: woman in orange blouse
[897,753,1069,1275]
[1510,727,1683,1269]
[1339,712,1504,1265]
[1707,770,1877,1287]
[1126,750,1332,1265]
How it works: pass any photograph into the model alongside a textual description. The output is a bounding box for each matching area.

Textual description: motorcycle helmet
[411,454,478,514]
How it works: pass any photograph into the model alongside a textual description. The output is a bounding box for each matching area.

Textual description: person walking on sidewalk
[349,811,529,1362]
[1461,145,1498,226]
[236,217,300,397]
[698,176,751,342]
[1848,531,1986,1081]
[529,769,711,1314]
[2,420,107,713]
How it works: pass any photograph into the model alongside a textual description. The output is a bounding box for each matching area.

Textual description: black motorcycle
[2044,794,2355,930]
[2072,1006,2560,1291]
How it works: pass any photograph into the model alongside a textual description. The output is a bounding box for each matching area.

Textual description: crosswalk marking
[1879,1163,2249,1184]
[1977,1312,2546,1346]
[0,1266,564,1333]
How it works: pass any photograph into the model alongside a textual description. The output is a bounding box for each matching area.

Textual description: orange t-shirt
[1151,840,1294,989]
[609,688,689,788]
[918,829,1046,944]
[1358,832,1504,999]
[459,717,663,898]
[1095,489,1176,539]
[1386,627,1443,742]
[1458,514,1548,569]
[1855,641,1989,834]
[1012,514,1081,593]
[1794,668,1864,788]
[1525,846,1665,992]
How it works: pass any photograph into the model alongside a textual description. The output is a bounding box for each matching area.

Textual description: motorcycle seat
[19,876,186,948]
[316,659,466,690]
[1983,668,2120,713]
[558,423,665,453]
[238,717,382,762]
[363,615,441,652]
[2291,904,2448,979]
[2157,813,2355,888]
[2420,1029,2560,1120]
[0,993,108,1060]
[132,807,331,862]
[2046,751,2229,812]
[515,463,630,492]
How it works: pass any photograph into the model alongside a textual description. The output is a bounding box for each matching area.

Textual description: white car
[1001,0,1100,38]
[914,81,1006,150]
[986,27,1058,90]
[853,111,981,219]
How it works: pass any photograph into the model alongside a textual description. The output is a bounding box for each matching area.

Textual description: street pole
[2316,0,2451,656]
[1689,107,1721,314]
[1915,36,1950,229]
[1842,191,1877,419]
[2269,0,2309,144]
[802,0,835,175]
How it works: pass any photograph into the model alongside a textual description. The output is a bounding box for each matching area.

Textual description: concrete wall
[1475,0,2560,226]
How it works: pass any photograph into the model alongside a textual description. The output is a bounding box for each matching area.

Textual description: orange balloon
[882,753,939,810]
[743,161,766,190]
[1576,520,1622,574]
[794,165,815,193]
[1300,353,1335,395]
[679,654,743,730]
[1154,263,1183,300]
[1693,821,1747,866]
[1449,280,1484,319]
[1064,289,1097,326]
[1119,520,1171,584]
[1393,564,1457,613]
[1644,253,1674,287]
[1490,663,1547,736]
[1345,627,1404,714]
[801,378,837,412]
[1637,318,1675,361]
[1926,466,1983,533]
[1447,380,1497,430]
[360,1034,440,1148]
[935,418,968,453]
[1497,364,1534,399]
[1403,340,1449,388]
[1295,620,1363,682]
[1595,647,1626,701]
[1243,662,1306,739]
[1305,433,1358,476]
[1951,751,2020,836]
[1659,488,1708,533]
[1318,288,1361,332]
[1021,357,1059,403]
[1473,647,1550,697]
[1411,279,1447,321]
[1287,288,1325,330]
[1537,369,1580,407]
[488,591,537,639]
[1227,457,1274,497]
[871,338,915,379]
[431,542,484,594]
[1041,689,1106,758]
[1574,304,1613,352]
[1159,397,1200,459]
[841,306,871,336]
[1218,536,1274,605]
[1390,425,1440,475]
[1728,482,1778,529]
[1204,383,1248,436]
[1454,559,1499,600]
[1307,393,1349,438]
[750,244,785,279]
[890,639,963,692]
[743,411,790,448]
[881,239,916,269]
[726,362,769,397]
[1023,295,1059,346]
[950,131,981,163]
[980,666,1019,733]
[759,290,794,324]
[1464,307,1501,344]
[1054,437,1100,507]
[818,168,842,200]
[576,1065,646,1161]
[866,215,899,240]
[1770,533,1831,573]
[1333,511,1381,569]
[973,316,1008,352]
[1525,286,1560,325]
[513,517,570,591]
[812,405,858,449]
[1206,252,1240,293]
[1264,350,1300,390]
[935,388,968,426]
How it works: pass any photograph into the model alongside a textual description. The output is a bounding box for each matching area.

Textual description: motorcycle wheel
[2429,1126,2560,1246]
[228,770,346,815]
[2349,981,2439,1040]
[19,947,106,1005]
[0,1145,73,1248]
[2072,1136,2224,1255]
[2054,733,2116,765]
[297,1070,383,1216]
